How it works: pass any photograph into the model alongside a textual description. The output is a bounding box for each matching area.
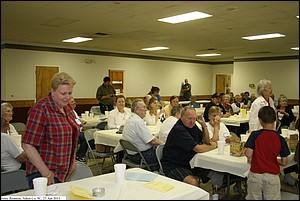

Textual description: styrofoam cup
[33,177,48,196]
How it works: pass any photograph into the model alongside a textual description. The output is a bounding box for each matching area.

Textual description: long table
[81,115,107,131]
[94,125,160,153]
[5,168,209,200]
[190,144,296,178]
[220,114,249,127]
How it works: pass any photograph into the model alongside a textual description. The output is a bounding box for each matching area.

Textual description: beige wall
[1,48,299,101]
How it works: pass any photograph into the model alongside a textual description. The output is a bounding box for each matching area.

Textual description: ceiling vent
[92,32,110,38]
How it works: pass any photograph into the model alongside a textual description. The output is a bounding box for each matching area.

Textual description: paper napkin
[143,182,175,192]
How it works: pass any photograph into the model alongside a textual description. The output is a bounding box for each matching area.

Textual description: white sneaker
[283,174,296,186]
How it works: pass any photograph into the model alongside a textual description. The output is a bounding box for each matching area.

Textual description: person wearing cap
[96,76,116,114]
[203,93,222,122]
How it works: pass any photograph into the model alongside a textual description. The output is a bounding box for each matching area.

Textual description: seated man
[122,99,163,171]
[161,106,226,198]
[1,115,27,171]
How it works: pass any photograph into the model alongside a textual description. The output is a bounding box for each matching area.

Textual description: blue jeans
[127,147,159,171]
[27,172,61,189]
[76,131,95,158]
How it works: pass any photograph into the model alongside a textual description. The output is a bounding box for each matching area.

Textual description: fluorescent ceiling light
[291,47,299,50]
[158,11,212,24]
[297,16,299,18]
[142,47,169,51]
[63,37,93,43]
[242,33,285,40]
[196,53,221,57]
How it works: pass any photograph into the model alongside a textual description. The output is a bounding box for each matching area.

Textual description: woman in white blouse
[206,106,231,142]
[107,95,131,129]
[144,97,163,125]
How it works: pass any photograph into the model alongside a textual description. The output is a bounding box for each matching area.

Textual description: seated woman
[1,102,19,136]
[206,106,231,142]
[1,114,27,171]
[231,94,247,115]
[144,97,163,125]
[107,95,131,129]
[148,86,165,108]
[276,94,296,130]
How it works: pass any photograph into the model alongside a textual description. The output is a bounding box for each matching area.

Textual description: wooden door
[109,70,124,94]
[36,66,59,101]
[216,75,227,94]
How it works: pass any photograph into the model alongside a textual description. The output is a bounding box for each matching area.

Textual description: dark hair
[103,76,111,82]
[150,86,160,94]
[258,106,276,124]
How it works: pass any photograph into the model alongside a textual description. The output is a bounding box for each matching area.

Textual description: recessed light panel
[158,11,212,24]
[242,33,285,40]
[142,47,169,51]
[196,53,221,57]
[63,37,93,43]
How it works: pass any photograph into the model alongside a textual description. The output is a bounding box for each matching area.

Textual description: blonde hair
[51,72,76,90]
[1,102,13,116]
[208,106,221,115]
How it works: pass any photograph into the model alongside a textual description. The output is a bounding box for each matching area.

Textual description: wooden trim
[1,100,35,108]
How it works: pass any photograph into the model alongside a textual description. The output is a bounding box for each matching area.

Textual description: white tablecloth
[81,115,107,131]
[221,114,249,127]
[94,125,160,153]
[5,168,209,200]
[190,145,296,178]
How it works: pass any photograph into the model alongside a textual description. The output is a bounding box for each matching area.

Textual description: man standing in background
[181,78,192,101]
[96,76,116,114]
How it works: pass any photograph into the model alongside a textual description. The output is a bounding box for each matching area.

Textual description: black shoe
[76,157,86,163]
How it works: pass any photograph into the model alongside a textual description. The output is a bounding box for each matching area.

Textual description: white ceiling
[1,1,299,62]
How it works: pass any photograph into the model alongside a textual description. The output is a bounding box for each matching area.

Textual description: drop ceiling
[1,1,299,62]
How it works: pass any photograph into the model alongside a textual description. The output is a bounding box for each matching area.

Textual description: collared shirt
[122,113,154,154]
[107,107,131,129]
[249,96,275,132]
[96,84,116,105]
[206,122,231,141]
[22,94,80,182]
[158,116,178,143]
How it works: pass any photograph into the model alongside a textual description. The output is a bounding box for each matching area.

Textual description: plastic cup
[33,177,48,196]
[281,128,288,136]
[217,140,225,155]
[114,163,126,184]
[240,134,248,142]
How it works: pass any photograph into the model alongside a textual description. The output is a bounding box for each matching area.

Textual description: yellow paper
[144,182,175,192]
[69,185,93,200]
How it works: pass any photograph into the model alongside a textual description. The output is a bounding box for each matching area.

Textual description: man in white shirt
[122,99,163,171]
[158,106,182,143]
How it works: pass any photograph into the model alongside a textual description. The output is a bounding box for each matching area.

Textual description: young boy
[244,106,290,200]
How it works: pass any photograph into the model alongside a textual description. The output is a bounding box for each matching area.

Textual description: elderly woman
[22,72,80,188]
[1,102,18,135]
[276,94,296,129]
[249,79,275,132]
[107,95,131,129]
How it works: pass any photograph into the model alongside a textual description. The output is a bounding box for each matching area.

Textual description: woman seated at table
[144,97,164,125]
[1,102,19,136]
[107,95,131,129]
[231,94,247,115]
[276,94,296,130]
[220,94,234,116]
[206,106,232,142]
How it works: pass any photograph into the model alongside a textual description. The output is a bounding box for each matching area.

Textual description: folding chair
[155,144,165,175]
[119,139,158,171]
[1,169,29,195]
[84,128,115,175]
[67,161,93,181]
[10,122,26,134]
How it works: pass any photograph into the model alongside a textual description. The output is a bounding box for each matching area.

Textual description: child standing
[244,106,290,200]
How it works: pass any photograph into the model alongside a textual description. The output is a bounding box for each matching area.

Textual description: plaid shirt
[22,94,80,182]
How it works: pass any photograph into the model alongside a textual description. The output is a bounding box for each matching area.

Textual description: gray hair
[222,94,231,101]
[51,72,76,90]
[181,106,196,116]
[171,105,183,116]
[257,79,272,96]
[1,102,13,115]
[131,98,144,112]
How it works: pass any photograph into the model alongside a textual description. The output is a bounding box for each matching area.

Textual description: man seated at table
[161,106,226,198]
[163,95,179,118]
[122,99,163,171]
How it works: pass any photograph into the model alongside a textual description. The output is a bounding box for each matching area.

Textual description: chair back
[1,169,29,194]
[96,122,108,130]
[155,144,165,175]
[84,128,115,175]
[67,161,93,181]
[276,119,281,133]
[10,122,26,134]
[119,139,153,171]
[90,106,101,116]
